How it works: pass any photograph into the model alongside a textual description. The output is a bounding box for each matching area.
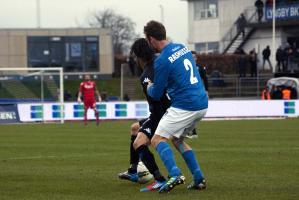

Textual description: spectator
[235,48,247,77]
[290,87,298,99]
[210,70,225,87]
[282,87,291,100]
[261,86,271,100]
[284,44,292,71]
[276,46,284,72]
[191,51,209,93]
[271,85,282,99]
[101,91,108,102]
[64,90,71,101]
[290,47,299,73]
[236,14,247,38]
[249,49,258,77]
[255,0,264,22]
[124,93,130,101]
[266,0,273,7]
[262,45,273,72]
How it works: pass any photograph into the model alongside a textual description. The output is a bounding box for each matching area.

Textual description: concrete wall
[0,30,27,69]
[0,28,113,75]
[187,1,220,49]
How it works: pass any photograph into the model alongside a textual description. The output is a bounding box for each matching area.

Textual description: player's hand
[77,97,82,103]
[98,96,102,102]
[147,80,153,90]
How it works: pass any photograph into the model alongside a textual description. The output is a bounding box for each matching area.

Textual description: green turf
[0,119,299,200]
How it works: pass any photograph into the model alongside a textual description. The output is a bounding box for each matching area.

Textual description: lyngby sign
[266,3,299,20]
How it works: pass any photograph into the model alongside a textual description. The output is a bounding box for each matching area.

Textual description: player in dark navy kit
[118,38,170,192]
[144,20,208,193]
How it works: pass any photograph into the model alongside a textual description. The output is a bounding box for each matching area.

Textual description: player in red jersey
[77,74,101,125]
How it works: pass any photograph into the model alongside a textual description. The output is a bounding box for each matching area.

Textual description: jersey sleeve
[79,82,84,93]
[147,58,169,100]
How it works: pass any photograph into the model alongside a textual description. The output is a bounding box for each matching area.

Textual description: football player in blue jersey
[144,20,209,193]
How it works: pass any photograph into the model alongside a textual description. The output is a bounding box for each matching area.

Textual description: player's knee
[133,133,149,150]
[133,139,141,150]
[130,123,139,136]
[133,137,144,150]
[151,135,166,149]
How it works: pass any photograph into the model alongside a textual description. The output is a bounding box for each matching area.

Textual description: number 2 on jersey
[184,59,198,84]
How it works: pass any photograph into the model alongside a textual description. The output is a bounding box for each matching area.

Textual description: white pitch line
[0,152,127,161]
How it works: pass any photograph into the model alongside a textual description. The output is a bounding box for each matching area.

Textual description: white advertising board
[17,100,299,122]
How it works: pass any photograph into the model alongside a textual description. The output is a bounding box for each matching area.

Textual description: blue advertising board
[266,3,299,20]
[0,104,20,124]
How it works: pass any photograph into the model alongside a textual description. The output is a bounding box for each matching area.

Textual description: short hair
[130,38,155,62]
[143,20,166,41]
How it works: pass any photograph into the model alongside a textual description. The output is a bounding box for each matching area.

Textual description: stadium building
[0,28,113,76]
[184,0,299,70]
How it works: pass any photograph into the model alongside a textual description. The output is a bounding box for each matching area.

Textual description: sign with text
[266,3,299,20]
[0,104,20,124]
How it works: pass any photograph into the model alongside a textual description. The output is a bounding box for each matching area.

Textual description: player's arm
[95,84,102,102]
[147,59,169,100]
[77,83,83,103]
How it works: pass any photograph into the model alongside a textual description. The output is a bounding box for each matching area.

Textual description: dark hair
[143,20,166,41]
[130,38,155,62]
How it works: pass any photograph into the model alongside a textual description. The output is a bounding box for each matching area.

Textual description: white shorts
[155,107,207,139]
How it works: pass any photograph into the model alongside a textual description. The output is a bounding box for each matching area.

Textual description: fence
[208,75,272,99]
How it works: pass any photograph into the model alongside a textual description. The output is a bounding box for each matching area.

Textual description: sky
[0,0,188,44]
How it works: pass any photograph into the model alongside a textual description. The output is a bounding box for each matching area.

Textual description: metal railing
[208,75,272,99]
[221,7,257,53]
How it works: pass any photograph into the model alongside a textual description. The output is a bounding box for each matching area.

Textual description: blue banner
[266,3,299,20]
[0,104,20,124]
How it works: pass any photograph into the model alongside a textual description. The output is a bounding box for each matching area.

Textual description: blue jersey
[147,43,208,111]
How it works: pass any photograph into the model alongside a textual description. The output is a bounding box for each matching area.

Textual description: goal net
[0,68,64,123]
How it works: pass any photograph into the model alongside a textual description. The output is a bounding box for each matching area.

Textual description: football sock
[156,142,181,177]
[129,135,138,173]
[182,150,204,182]
[137,145,166,182]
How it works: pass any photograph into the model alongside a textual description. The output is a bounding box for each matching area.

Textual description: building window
[194,0,218,20]
[27,36,99,72]
[195,42,219,53]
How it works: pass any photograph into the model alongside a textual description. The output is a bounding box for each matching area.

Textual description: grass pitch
[0,119,299,200]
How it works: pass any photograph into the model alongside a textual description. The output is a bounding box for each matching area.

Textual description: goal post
[0,67,64,124]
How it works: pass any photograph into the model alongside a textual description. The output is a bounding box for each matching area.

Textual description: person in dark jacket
[276,46,284,72]
[255,0,264,22]
[249,49,258,77]
[236,13,247,38]
[262,45,273,71]
[191,51,209,93]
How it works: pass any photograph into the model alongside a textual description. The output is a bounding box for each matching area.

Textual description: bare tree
[89,9,138,54]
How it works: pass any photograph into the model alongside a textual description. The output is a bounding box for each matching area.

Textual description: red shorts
[84,98,96,109]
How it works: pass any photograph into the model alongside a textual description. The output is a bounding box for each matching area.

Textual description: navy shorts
[138,118,159,139]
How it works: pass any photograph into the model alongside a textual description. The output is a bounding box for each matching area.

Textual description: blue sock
[156,142,181,177]
[182,150,204,182]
